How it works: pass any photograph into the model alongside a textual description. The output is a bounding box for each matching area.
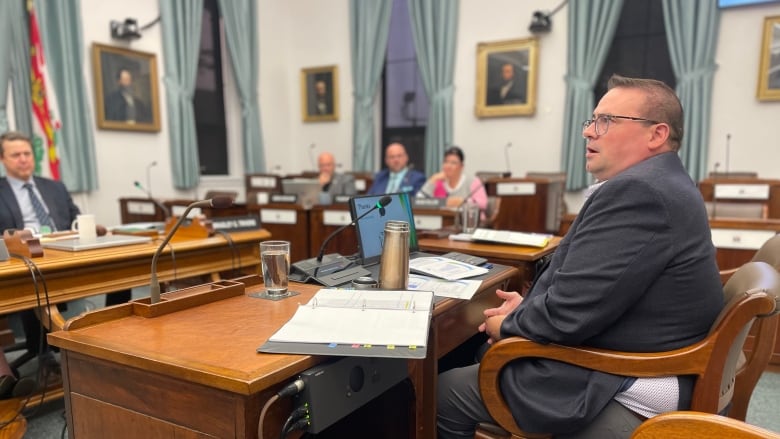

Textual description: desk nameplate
[714,184,770,200]
[711,228,776,250]
[415,215,444,230]
[127,201,156,215]
[496,182,536,196]
[260,209,297,225]
[323,210,351,226]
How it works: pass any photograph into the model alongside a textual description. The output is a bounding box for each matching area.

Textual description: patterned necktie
[23,183,55,231]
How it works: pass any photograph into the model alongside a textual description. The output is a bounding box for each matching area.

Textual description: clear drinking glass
[461,202,480,234]
[260,241,290,296]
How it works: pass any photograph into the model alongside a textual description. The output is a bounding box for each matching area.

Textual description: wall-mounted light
[110,18,141,40]
[110,16,160,41]
[528,0,569,35]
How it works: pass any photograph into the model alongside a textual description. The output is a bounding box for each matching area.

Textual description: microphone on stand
[146,161,157,198]
[711,162,721,219]
[134,181,171,219]
[504,142,512,176]
[308,143,317,170]
[725,133,731,175]
[312,196,392,278]
[149,197,234,304]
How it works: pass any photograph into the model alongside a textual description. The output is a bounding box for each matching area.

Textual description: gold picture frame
[475,38,539,118]
[91,43,161,132]
[301,65,339,122]
[757,15,780,101]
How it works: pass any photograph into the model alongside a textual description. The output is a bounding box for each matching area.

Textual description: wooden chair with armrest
[630,411,780,439]
[474,261,780,439]
[719,233,780,421]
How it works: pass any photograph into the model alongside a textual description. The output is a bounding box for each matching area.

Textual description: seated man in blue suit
[0,131,129,386]
[367,142,425,196]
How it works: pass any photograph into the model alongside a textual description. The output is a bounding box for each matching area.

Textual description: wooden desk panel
[308,204,356,257]
[699,178,780,219]
[255,204,311,262]
[0,229,269,314]
[49,267,518,439]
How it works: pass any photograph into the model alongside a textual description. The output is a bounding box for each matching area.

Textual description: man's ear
[648,123,671,151]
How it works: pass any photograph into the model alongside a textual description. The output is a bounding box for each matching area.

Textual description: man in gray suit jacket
[317,152,356,203]
[437,76,723,438]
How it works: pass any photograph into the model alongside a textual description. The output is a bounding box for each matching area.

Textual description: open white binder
[259,289,434,358]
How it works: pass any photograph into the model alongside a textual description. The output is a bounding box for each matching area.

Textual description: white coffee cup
[71,214,97,241]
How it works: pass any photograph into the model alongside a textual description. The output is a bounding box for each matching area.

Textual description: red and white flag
[28,0,62,180]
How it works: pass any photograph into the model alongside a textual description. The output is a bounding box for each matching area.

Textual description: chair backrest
[751,233,780,268]
[630,411,780,439]
[704,261,780,414]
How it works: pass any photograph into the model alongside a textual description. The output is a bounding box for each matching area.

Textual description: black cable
[214,230,240,277]
[279,405,310,439]
[282,417,311,438]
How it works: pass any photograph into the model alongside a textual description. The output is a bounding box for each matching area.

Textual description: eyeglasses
[581,114,660,136]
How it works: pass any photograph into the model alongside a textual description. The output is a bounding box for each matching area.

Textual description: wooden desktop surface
[0,229,270,314]
[48,265,518,438]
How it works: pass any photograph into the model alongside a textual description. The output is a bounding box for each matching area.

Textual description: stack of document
[409,256,489,281]
[469,228,552,247]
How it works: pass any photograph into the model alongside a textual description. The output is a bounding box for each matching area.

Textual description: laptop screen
[349,192,419,265]
[281,178,321,207]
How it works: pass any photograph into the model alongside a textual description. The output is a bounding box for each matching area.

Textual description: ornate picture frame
[475,38,539,118]
[92,43,161,132]
[301,65,339,122]
[757,15,780,101]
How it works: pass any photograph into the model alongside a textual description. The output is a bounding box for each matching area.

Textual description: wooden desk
[418,236,561,292]
[48,266,517,438]
[0,229,270,314]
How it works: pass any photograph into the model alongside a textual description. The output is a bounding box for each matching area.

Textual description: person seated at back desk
[367,142,426,196]
[0,131,131,379]
[317,152,356,203]
[418,145,488,211]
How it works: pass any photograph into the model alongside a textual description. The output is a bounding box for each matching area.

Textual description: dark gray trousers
[437,363,644,439]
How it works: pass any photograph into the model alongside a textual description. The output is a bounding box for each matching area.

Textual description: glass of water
[260,241,290,296]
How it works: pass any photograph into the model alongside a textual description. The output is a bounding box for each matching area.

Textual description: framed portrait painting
[301,65,339,122]
[757,15,780,101]
[475,38,539,118]
[92,43,161,132]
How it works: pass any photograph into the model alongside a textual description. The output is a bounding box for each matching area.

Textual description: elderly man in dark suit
[317,152,355,203]
[437,75,723,438]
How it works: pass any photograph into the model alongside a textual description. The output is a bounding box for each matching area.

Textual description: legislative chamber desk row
[0,229,270,410]
[48,265,519,438]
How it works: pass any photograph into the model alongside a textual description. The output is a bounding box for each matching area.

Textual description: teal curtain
[34,0,98,191]
[9,0,32,137]
[349,0,392,171]
[160,0,204,189]
[407,0,459,177]
[561,1,624,190]
[0,1,11,134]
[217,0,266,173]
[662,0,719,181]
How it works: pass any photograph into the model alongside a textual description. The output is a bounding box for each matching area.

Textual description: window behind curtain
[381,0,428,172]
[595,0,676,102]
[194,0,228,175]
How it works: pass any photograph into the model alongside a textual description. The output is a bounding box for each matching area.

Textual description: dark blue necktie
[23,183,55,231]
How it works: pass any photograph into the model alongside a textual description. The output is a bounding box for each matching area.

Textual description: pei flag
[28,1,62,180]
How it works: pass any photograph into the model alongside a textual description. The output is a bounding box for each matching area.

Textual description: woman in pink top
[418,146,488,211]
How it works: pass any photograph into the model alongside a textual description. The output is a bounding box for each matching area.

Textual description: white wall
[9,0,779,225]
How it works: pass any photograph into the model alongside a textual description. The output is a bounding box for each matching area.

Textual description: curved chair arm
[477,291,776,437]
[630,411,780,439]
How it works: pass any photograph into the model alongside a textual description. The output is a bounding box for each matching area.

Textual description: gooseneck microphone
[504,142,512,176]
[313,196,392,277]
[711,162,721,219]
[146,161,157,198]
[725,133,731,175]
[308,143,316,170]
[149,196,234,304]
[134,181,171,219]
